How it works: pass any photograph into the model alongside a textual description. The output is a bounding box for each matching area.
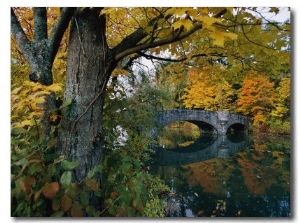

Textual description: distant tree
[237,70,277,128]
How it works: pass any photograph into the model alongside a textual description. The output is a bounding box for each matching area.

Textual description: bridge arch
[154,109,249,137]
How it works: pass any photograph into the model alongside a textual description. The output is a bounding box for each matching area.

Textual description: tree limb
[11,8,31,59]
[49,7,76,63]
[34,8,47,41]
[138,51,228,63]
[113,13,164,59]
[138,51,186,62]
[115,24,187,61]
[114,8,227,62]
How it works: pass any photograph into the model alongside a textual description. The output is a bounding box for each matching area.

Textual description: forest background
[2,0,298,222]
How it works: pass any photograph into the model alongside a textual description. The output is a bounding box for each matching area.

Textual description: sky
[1,1,297,223]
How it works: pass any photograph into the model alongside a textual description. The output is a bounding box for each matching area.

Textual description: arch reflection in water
[153,134,252,166]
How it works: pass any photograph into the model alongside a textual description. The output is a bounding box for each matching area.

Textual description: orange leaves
[61,194,72,212]
[237,71,277,119]
[85,178,100,192]
[42,182,60,199]
[15,176,37,198]
[61,193,83,216]
[70,201,84,217]
[110,190,118,198]
[112,69,131,78]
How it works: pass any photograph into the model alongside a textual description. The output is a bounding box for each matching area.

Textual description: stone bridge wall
[155,109,249,136]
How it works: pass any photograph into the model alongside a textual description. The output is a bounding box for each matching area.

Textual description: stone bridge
[154,109,249,136]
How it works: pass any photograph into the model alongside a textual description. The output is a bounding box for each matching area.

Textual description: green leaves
[60,98,72,110]
[61,160,79,170]
[87,164,103,178]
[11,127,27,135]
[60,171,72,187]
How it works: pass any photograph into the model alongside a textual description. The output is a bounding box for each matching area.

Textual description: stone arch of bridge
[154,109,249,137]
[154,119,218,142]
[227,123,248,135]
[188,120,217,135]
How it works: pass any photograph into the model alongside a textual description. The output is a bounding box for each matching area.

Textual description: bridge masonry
[155,109,249,136]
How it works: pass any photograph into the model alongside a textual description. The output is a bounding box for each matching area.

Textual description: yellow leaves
[253,111,266,127]
[12,119,34,128]
[112,69,131,77]
[100,7,117,16]
[210,31,238,47]
[11,80,64,135]
[164,8,186,18]
[182,67,234,111]
[156,28,173,39]
[197,16,221,30]
[269,7,280,15]
[271,76,290,118]
[172,19,194,31]
[45,83,63,92]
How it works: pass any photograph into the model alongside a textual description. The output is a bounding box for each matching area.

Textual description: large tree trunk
[58,8,115,192]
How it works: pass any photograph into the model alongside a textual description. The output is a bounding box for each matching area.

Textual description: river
[150,131,290,217]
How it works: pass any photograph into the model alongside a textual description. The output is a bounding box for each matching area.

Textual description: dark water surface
[151,134,290,217]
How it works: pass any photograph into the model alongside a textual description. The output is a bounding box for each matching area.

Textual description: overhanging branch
[115,24,187,61]
[115,8,227,62]
[138,51,228,63]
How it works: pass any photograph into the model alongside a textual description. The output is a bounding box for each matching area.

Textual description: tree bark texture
[58,8,115,184]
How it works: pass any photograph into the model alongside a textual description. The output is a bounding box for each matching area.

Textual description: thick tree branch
[138,51,186,62]
[49,7,76,63]
[115,8,227,62]
[11,7,76,85]
[115,24,195,61]
[113,12,166,59]
[138,51,228,63]
[34,8,47,41]
[11,8,31,59]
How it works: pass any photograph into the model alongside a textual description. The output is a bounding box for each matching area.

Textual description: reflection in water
[153,134,252,166]
[151,134,290,217]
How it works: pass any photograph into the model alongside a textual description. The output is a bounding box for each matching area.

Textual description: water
[150,133,291,217]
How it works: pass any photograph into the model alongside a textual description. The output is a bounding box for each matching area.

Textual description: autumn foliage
[181,66,234,111]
